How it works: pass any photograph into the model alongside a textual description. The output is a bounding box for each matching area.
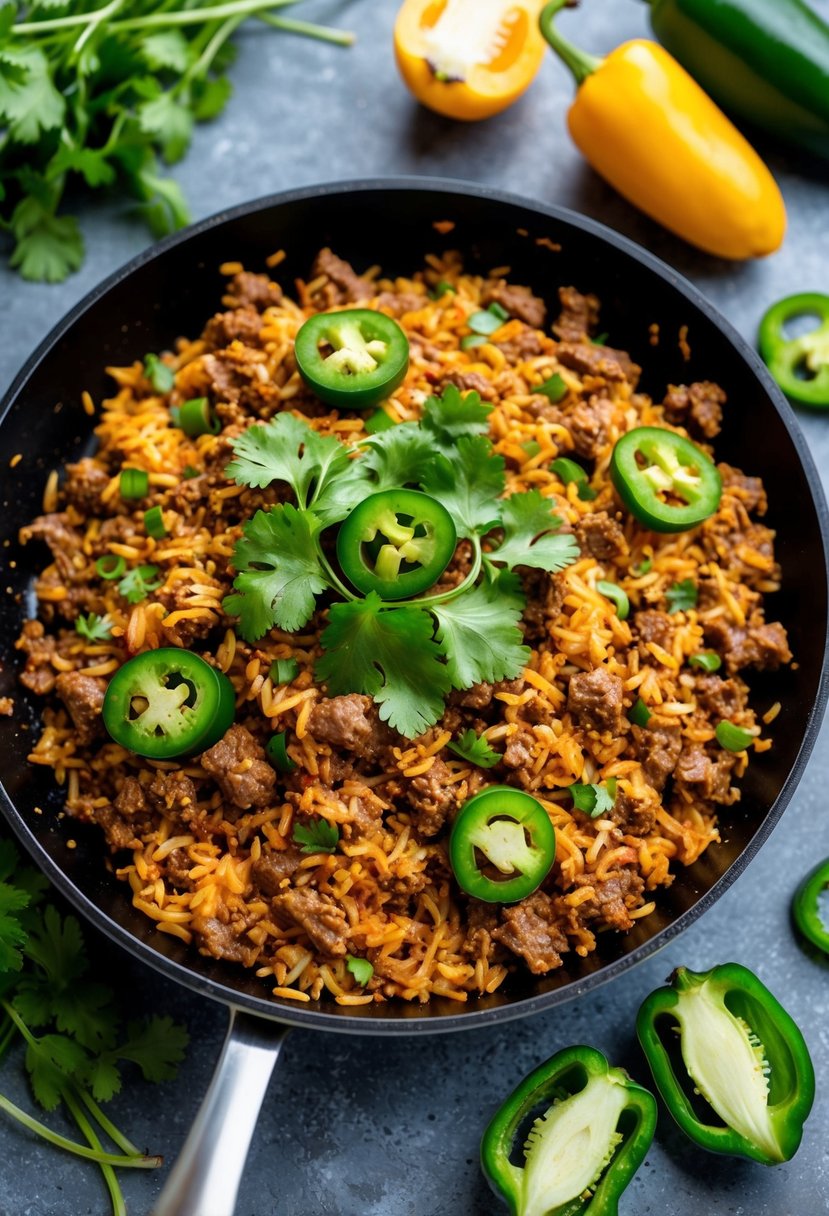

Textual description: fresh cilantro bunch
[0,1,352,282]
[0,837,188,1215]
[224,385,580,738]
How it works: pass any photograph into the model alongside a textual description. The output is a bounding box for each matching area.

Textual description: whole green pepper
[646,0,829,159]
[481,1044,656,1215]
[637,963,815,1165]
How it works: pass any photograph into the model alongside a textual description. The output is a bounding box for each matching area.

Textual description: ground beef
[374,291,425,317]
[460,902,501,960]
[610,789,657,837]
[166,848,196,891]
[556,342,641,387]
[271,887,349,956]
[63,459,110,514]
[520,569,568,643]
[497,325,546,362]
[147,771,199,820]
[482,281,546,329]
[718,462,768,516]
[501,728,535,773]
[553,286,600,341]
[95,807,143,852]
[200,348,274,408]
[55,671,106,745]
[441,369,498,401]
[16,620,57,694]
[694,674,747,719]
[575,512,627,561]
[252,848,304,896]
[404,757,457,837]
[222,271,282,312]
[199,916,260,967]
[567,668,625,734]
[114,776,148,817]
[573,868,644,931]
[702,615,792,675]
[310,248,373,308]
[674,742,737,803]
[199,724,277,810]
[635,610,675,658]
[458,683,494,711]
[20,512,83,581]
[308,694,393,763]
[632,721,683,792]
[492,891,568,973]
[662,381,725,439]
[568,395,614,459]
[201,308,263,350]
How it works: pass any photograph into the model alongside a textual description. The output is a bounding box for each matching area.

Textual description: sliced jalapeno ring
[337,488,456,600]
[449,786,556,904]
[792,857,829,956]
[102,648,235,759]
[610,426,722,533]
[294,308,409,409]
[758,293,829,409]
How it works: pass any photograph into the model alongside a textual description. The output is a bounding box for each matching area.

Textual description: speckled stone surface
[1,1,829,1213]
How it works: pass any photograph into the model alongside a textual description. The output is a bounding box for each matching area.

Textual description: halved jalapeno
[294,308,409,409]
[336,489,456,599]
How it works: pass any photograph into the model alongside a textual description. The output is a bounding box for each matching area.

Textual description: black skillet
[1,179,827,1214]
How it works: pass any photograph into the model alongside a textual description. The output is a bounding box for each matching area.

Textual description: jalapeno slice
[294,308,410,410]
[102,648,235,759]
[610,426,722,533]
[337,489,456,599]
[449,786,556,904]
[758,293,829,409]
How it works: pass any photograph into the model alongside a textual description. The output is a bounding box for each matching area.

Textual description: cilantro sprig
[292,818,340,855]
[0,837,188,1214]
[569,779,618,819]
[224,386,580,738]
[447,730,500,769]
[75,613,113,643]
[0,3,353,282]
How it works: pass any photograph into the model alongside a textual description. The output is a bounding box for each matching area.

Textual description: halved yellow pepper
[394,0,548,121]
[540,0,786,260]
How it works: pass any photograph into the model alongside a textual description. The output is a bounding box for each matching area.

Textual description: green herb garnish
[569,778,618,819]
[628,698,652,728]
[665,579,698,613]
[74,613,113,643]
[223,387,580,738]
[632,558,653,576]
[715,721,755,752]
[447,730,500,769]
[534,373,568,403]
[346,955,374,986]
[550,456,597,501]
[292,818,339,855]
[118,564,162,605]
[596,580,630,621]
[270,658,299,685]
[689,652,722,673]
[142,355,174,395]
[468,303,509,335]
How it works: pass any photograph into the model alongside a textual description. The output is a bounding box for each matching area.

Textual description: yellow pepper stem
[539,0,602,85]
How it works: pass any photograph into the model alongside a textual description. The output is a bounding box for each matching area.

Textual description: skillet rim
[2,175,828,1035]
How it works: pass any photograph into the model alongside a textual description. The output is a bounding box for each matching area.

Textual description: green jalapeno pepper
[481,1044,657,1216]
[449,786,555,904]
[637,962,815,1165]
[792,857,829,956]
[610,426,722,533]
[336,489,456,599]
[102,648,236,759]
[758,293,829,409]
[294,308,410,409]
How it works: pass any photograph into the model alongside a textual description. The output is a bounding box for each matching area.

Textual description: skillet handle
[151,1007,289,1216]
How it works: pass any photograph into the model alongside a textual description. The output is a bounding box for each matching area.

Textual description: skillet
[1,178,827,1215]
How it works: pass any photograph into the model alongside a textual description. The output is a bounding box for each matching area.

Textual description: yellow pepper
[394,0,548,121]
[540,0,786,260]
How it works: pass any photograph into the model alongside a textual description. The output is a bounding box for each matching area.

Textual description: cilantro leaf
[226,414,366,524]
[141,31,193,73]
[317,595,451,738]
[665,579,698,613]
[360,422,436,492]
[433,569,529,690]
[0,878,30,974]
[0,47,65,143]
[26,1033,89,1111]
[345,955,374,986]
[75,612,113,642]
[105,1015,189,1086]
[224,506,330,640]
[292,818,340,855]
[569,778,618,819]
[191,75,233,121]
[118,563,162,605]
[143,352,175,393]
[485,490,580,573]
[48,145,116,189]
[420,437,505,538]
[137,92,194,164]
[420,383,492,448]
[447,729,500,769]
[8,196,83,283]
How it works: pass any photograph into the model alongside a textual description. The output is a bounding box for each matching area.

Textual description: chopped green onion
[534,373,567,402]
[632,558,653,576]
[461,334,488,352]
[365,409,395,435]
[592,332,608,346]
[689,652,722,673]
[431,280,455,299]
[346,955,374,986]
[488,301,510,321]
[468,305,508,336]
[270,658,299,685]
[176,397,218,437]
[118,563,161,604]
[75,612,113,642]
[120,468,149,499]
[182,465,200,479]
[143,506,167,539]
[715,721,755,752]
[521,440,541,458]
[266,732,297,772]
[95,554,126,580]
[596,580,630,621]
[143,353,175,393]
[551,457,597,500]
[628,697,652,727]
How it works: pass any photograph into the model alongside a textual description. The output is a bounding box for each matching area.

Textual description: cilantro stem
[75,1084,142,1158]
[13,0,299,36]
[0,1093,162,1168]
[315,544,358,602]
[406,537,483,608]
[64,1087,127,1216]
[0,1016,16,1064]
[258,13,356,44]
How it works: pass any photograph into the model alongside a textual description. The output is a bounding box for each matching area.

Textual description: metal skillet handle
[152,1007,289,1216]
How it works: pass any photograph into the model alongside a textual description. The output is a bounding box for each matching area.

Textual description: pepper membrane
[294,308,409,409]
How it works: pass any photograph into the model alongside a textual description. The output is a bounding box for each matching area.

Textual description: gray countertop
[1,1,828,1212]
